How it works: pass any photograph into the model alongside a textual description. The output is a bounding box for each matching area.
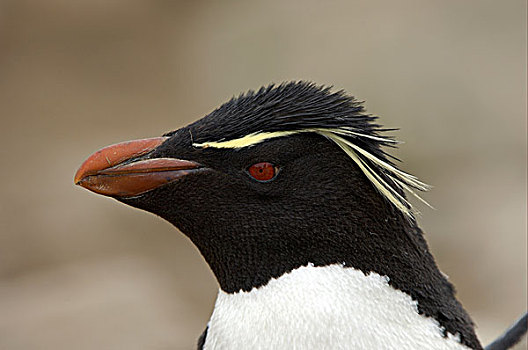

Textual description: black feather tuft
[166,81,392,162]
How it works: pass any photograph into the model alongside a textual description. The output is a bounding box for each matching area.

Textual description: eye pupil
[248,162,277,182]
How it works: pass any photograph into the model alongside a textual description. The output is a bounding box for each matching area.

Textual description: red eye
[248,162,277,182]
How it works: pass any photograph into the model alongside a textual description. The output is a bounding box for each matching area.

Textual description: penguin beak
[74,137,202,197]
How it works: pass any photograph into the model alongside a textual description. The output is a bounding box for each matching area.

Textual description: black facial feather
[119,82,481,349]
[165,81,424,219]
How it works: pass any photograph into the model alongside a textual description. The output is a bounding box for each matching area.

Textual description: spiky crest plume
[169,81,431,217]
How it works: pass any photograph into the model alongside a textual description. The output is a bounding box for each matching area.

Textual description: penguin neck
[194,205,421,294]
[190,215,482,350]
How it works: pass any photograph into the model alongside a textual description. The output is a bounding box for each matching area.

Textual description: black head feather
[165,82,430,219]
[166,81,394,160]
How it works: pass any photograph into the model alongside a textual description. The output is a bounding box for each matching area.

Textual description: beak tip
[74,168,87,186]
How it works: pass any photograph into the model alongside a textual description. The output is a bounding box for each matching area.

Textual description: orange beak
[74,137,201,197]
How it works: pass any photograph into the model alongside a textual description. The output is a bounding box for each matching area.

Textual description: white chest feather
[203,264,469,350]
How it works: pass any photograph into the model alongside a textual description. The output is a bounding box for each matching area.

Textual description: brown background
[0,1,526,349]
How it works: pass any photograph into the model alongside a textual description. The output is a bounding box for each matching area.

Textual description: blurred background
[0,1,526,349]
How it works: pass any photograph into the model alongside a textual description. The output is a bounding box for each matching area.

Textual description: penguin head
[75,82,428,291]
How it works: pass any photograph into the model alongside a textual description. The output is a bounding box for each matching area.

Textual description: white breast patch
[203,264,470,350]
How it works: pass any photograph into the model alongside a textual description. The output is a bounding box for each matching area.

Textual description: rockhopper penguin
[74,82,526,349]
